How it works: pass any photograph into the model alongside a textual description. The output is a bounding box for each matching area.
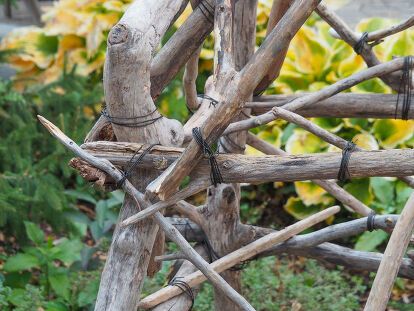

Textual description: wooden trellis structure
[38,1,414,310]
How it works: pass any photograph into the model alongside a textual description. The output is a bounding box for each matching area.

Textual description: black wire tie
[395,56,413,120]
[337,141,356,183]
[192,127,224,186]
[367,212,376,232]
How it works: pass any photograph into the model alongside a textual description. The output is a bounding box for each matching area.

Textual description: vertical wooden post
[364,192,414,311]
[94,1,185,309]
[203,1,258,310]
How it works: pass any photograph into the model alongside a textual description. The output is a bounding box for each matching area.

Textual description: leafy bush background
[1,0,414,309]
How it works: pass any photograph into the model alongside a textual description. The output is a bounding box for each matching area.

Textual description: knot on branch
[108,24,129,45]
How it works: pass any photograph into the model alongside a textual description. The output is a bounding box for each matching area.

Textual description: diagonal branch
[139,206,340,309]
[166,215,414,281]
[38,115,255,311]
[146,0,321,200]
[329,14,414,45]
[254,0,293,95]
[364,192,414,310]
[316,3,401,91]
[224,57,412,136]
[272,106,414,188]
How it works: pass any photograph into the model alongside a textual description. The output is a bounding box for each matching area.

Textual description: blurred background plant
[1,0,414,309]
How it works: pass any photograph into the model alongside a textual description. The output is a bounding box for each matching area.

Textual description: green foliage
[0,69,103,239]
[1,221,101,310]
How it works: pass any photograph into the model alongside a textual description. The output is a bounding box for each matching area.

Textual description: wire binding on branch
[192,127,223,186]
[197,94,219,108]
[168,277,195,309]
[337,141,356,183]
[353,31,384,55]
[395,56,413,120]
[367,212,377,232]
[101,105,163,128]
[117,144,158,187]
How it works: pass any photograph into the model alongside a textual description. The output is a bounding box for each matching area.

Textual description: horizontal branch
[83,140,414,187]
[272,106,414,188]
[247,93,405,119]
[246,133,372,216]
[225,57,411,136]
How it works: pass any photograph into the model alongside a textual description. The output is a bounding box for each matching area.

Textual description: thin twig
[329,15,414,43]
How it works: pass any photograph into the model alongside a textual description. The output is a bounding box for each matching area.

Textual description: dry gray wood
[38,115,256,311]
[364,192,414,311]
[167,215,414,280]
[183,46,202,112]
[81,140,414,187]
[329,15,414,45]
[247,94,407,119]
[225,57,413,136]
[272,106,414,188]
[316,3,401,91]
[150,0,215,99]
[79,140,372,218]
[94,0,188,308]
[139,206,340,309]
[85,0,215,143]
[151,245,208,311]
[205,1,258,310]
[246,133,372,216]
[146,0,321,200]
[200,184,246,311]
[80,141,414,223]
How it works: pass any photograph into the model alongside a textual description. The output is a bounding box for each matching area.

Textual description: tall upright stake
[364,192,414,311]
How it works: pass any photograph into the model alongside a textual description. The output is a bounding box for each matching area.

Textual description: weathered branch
[92,0,189,308]
[364,192,414,310]
[225,57,413,136]
[247,93,408,119]
[246,133,372,216]
[38,116,255,311]
[316,3,401,91]
[82,141,414,187]
[85,0,216,143]
[146,0,321,200]
[329,15,414,44]
[167,215,414,280]
[183,47,202,112]
[139,206,340,309]
[213,0,235,78]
